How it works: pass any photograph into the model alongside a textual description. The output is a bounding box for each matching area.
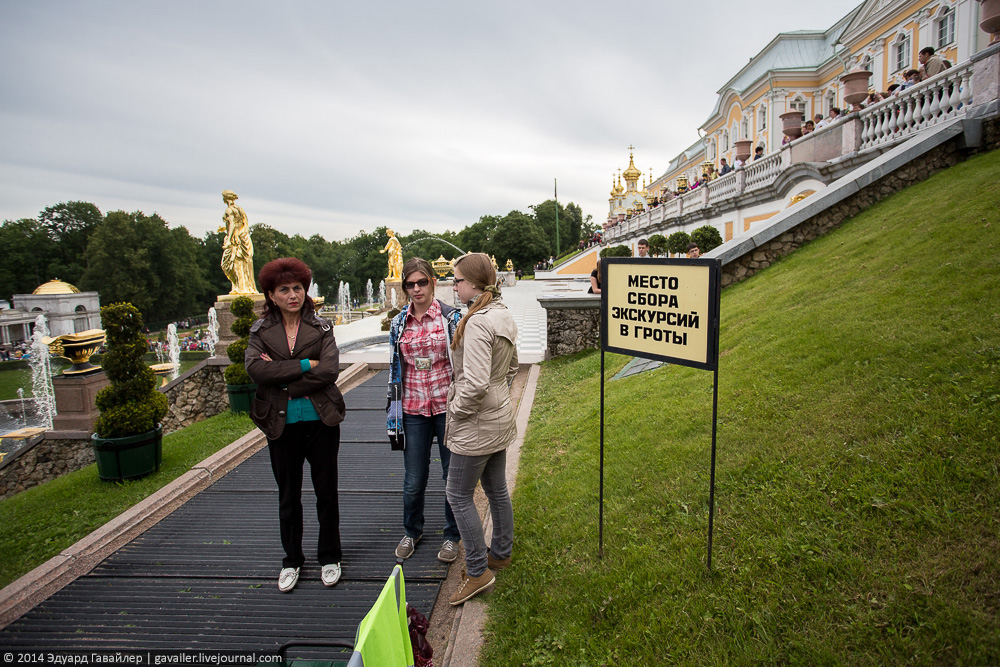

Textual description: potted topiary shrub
[91,303,169,481]
[224,296,257,413]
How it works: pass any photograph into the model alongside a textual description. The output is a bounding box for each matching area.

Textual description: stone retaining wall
[0,432,92,500]
[160,358,230,434]
[538,297,601,359]
[0,358,233,499]
[721,116,998,288]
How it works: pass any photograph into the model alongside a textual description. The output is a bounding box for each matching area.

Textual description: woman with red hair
[246,257,346,593]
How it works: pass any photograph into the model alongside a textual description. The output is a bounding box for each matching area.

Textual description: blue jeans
[446,449,513,577]
[403,413,460,542]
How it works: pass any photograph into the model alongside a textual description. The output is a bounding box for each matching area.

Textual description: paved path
[0,371,451,661]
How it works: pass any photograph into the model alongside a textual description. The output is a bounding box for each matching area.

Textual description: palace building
[608,0,989,241]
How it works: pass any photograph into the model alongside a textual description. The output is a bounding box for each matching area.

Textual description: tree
[39,201,103,286]
[533,200,583,257]
[0,218,58,299]
[600,245,631,258]
[690,225,724,253]
[491,211,550,272]
[457,216,500,256]
[647,234,667,257]
[667,231,691,256]
[83,210,207,323]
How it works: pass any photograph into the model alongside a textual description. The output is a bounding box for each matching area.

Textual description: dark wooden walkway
[0,371,449,658]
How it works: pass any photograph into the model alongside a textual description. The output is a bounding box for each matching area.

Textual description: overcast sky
[1,1,855,242]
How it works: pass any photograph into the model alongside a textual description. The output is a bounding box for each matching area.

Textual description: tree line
[1,200,596,326]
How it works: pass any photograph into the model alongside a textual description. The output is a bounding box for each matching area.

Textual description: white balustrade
[859,62,972,151]
[744,153,782,192]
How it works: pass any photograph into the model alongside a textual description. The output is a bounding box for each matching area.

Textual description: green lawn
[0,411,255,588]
[483,149,1000,665]
[0,358,205,401]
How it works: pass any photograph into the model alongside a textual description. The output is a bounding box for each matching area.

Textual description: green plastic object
[91,424,163,482]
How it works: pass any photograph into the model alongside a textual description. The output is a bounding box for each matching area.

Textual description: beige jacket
[446,300,519,456]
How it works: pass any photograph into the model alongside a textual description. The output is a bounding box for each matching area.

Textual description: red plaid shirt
[400,299,452,416]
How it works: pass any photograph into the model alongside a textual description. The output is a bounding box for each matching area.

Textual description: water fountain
[391,287,398,309]
[308,282,321,301]
[206,307,219,357]
[338,282,351,324]
[378,280,386,307]
[167,323,180,381]
[366,279,373,306]
[154,339,165,364]
[16,388,27,429]
[29,314,56,430]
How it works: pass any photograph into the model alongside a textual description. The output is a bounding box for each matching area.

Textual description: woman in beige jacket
[446,253,519,606]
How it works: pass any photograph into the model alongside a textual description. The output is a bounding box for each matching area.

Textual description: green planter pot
[91,424,163,482]
[227,383,257,414]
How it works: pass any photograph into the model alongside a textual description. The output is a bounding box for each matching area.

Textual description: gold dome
[609,176,617,197]
[622,153,642,182]
[614,174,625,196]
[33,279,81,295]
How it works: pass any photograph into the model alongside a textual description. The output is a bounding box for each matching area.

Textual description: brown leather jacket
[245,312,346,440]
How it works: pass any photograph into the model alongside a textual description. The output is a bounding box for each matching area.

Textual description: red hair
[258,257,315,320]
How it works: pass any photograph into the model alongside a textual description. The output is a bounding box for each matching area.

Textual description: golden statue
[490,255,498,271]
[380,229,404,281]
[219,190,258,294]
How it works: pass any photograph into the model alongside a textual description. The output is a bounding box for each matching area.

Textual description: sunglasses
[403,278,431,290]
[452,278,466,285]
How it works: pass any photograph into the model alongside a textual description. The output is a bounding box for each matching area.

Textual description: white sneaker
[321,563,342,587]
[278,567,299,593]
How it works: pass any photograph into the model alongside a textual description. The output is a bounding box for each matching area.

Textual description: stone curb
[0,362,369,630]
[441,363,542,667]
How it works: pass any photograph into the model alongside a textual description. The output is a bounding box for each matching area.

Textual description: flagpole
[554,178,560,257]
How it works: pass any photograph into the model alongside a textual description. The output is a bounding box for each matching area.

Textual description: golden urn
[42,329,106,375]
[432,255,452,278]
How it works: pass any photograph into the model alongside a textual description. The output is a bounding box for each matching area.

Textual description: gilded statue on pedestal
[219,190,258,294]
[380,229,403,282]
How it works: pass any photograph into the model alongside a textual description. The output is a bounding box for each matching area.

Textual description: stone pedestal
[385,281,404,309]
[434,280,462,309]
[214,294,266,359]
[52,371,109,432]
[499,271,516,287]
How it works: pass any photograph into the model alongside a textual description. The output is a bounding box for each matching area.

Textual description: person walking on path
[445,253,519,606]
[387,257,464,564]
[246,257,347,593]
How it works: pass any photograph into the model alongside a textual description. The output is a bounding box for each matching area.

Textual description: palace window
[790,97,807,117]
[758,105,767,130]
[937,7,955,48]
[741,117,749,139]
[893,34,910,72]
[721,130,729,152]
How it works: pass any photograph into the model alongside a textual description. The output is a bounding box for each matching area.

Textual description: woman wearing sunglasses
[387,257,463,563]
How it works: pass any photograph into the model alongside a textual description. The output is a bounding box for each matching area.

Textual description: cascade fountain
[167,323,180,380]
[378,280,386,307]
[308,282,321,301]
[206,307,219,357]
[366,279,373,307]
[390,287,398,309]
[338,282,350,324]
[29,314,56,430]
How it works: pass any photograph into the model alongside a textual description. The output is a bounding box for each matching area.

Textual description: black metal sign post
[599,257,721,568]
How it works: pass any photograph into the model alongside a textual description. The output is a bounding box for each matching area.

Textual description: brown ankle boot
[487,553,511,571]
[449,569,495,606]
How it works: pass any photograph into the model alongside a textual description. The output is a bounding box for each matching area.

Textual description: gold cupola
[33,279,81,295]
[622,153,642,183]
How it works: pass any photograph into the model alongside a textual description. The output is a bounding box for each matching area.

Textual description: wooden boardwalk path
[0,371,449,659]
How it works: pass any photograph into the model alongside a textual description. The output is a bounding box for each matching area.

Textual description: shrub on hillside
[691,225,723,253]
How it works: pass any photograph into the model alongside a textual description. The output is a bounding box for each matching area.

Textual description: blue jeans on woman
[403,413,460,542]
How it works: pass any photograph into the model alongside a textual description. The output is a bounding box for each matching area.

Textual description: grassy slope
[0,411,255,588]
[483,149,1000,665]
